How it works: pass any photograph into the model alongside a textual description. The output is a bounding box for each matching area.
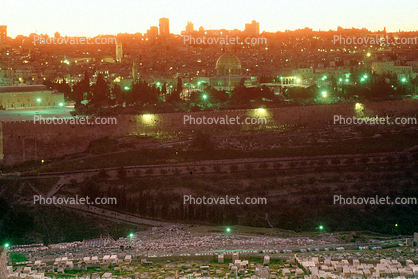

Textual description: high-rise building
[159,17,170,36]
[116,42,123,63]
[147,26,159,40]
[0,25,7,45]
[244,20,260,36]
[185,21,194,34]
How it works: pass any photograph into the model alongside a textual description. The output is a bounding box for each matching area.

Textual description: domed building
[185,51,257,95]
[215,52,242,76]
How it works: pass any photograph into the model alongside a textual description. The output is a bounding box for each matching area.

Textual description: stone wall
[0,247,7,279]
[1,99,417,165]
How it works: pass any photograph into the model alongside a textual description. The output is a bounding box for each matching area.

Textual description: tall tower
[116,42,123,63]
[159,17,170,36]
[185,21,194,34]
[0,25,7,46]
[132,62,139,80]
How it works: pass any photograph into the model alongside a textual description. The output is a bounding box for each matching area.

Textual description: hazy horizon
[1,0,417,38]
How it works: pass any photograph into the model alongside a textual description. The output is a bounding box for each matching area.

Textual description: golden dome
[215,52,242,76]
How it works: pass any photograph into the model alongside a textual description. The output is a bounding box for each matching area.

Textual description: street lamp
[321,91,327,98]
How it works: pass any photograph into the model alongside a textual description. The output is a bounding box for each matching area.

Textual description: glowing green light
[156,82,161,86]
[226,227,231,233]
[124,86,130,90]
[395,224,398,227]
[401,78,406,83]
[37,98,41,102]
[59,102,64,107]
[364,75,368,79]
[319,225,324,230]
[129,233,134,238]
[345,79,349,82]
[5,243,9,248]
[322,91,327,98]
[361,78,365,81]
[339,78,342,82]
[202,94,207,100]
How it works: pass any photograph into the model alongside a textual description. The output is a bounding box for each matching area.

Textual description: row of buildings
[1,23,418,108]
[0,85,64,110]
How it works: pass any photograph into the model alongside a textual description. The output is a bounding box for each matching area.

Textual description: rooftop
[0,85,47,93]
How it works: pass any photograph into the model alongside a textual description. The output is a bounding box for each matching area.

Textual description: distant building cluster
[0,21,417,102]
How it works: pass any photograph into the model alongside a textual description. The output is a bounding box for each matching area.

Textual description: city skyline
[1,0,418,38]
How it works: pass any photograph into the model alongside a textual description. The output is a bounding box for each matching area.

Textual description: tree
[111,84,123,104]
[167,77,182,103]
[91,74,110,106]
[73,70,90,107]
[161,82,167,101]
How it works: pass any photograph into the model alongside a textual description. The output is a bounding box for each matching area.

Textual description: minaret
[116,42,123,62]
[132,62,138,80]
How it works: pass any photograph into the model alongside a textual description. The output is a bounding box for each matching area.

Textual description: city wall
[1,99,417,165]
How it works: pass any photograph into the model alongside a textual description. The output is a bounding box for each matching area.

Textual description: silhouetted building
[159,17,169,36]
[0,25,7,46]
[185,21,194,34]
[147,26,158,40]
[244,20,259,36]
